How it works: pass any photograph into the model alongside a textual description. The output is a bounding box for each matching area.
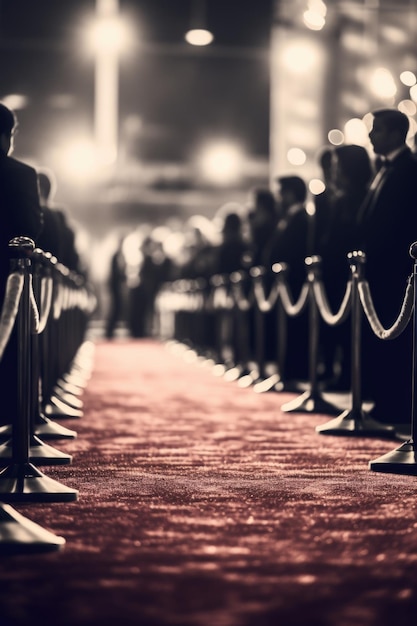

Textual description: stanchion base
[253,374,299,393]
[212,363,227,377]
[0,503,65,554]
[316,409,396,437]
[44,396,83,419]
[0,416,77,441]
[55,378,84,397]
[393,424,412,443]
[0,435,72,467]
[52,389,83,411]
[224,366,245,382]
[0,462,79,502]
[237,370,261,388]
[281,390,341,415]
[369,441,417,475]
[35,414,77,440]
[0,423,11,442]
[253,373,280,393]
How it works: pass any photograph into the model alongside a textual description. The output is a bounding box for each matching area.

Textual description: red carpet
[0,339,417,626]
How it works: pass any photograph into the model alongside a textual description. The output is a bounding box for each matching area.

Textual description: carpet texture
[0,339,417,626]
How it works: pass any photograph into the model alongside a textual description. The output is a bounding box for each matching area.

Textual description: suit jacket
[358,147,417,319]
[262,203,311,292]
[37,205,80,272]
[0,153,43,299]
[357,146,417,423]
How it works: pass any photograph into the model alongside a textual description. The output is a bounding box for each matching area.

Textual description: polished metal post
[317,251,395,436]
[229,271,252,380]
[254,262,294,393]
[32,254,77,440]
[281,256,341,414]
[236,266,266,387]
[0,238,79,502]
[0,502,65,554]
[369,242,417,473]
[0,248,74,465]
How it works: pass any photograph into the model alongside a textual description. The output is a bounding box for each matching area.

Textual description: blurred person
[357,108,417,427]
[262,175,310,383]
[123,228,147,338]
[213,211,249,275]
[0,102,43,424]
[312,146,336,255]
[138,232,172,337]
[318,145,373,390]
[36,167,81,272]
[179,215,219,279]
[247,187,279,267]
[105,234,128,339]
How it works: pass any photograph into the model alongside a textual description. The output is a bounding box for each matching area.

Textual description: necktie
[357,159,392,223]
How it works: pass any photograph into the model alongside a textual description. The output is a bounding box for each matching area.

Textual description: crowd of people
[1,99,417,431]
[107,107,417,431]
[0,102,86,426]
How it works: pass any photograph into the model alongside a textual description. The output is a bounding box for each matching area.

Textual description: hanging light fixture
[185,0,214,46]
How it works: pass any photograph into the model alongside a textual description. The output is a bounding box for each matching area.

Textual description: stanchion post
[253,262,291,393]
[281,256,341,414]
[369,242,417,473]
[248,266,266,383]
[0,237,79,502]
[230,271,251,377]
[33,251,77,440]
[316,250,395,436]
[12,238,32,467]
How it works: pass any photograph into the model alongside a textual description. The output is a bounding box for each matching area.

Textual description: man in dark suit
[262,175,311,383]
[0,102,43,424]
[0,103,43,297]
[358,108,417,427]
[36,168,81,272]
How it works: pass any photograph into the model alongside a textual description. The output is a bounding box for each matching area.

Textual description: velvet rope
[276,279,310,317]
[231,282,255,312]
[252,280,279,313]
[212,284,234,311]
[357,276,413,340]
[0,272,24,361]
[53,282,63,320]
[28,273,40,334]
[37,276,53,334]
[312,279,352,326]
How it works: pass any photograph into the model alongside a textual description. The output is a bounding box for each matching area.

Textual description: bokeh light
[287,148,307,165]
[185,28,214,46]
[197,141,244,185]
[1,93,29,110]
[409,84,417,102]
[309,179,326,195]
[369,67,397,99]
[281,40,322,75]
[86,14,132,55]
[328,129,344,145]
[400,71,417,87]
[398,99,417,117]
[344,118,369,145]
[60,139,98,180]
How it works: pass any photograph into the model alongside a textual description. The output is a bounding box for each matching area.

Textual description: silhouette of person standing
[262,175,310,383]
[318,144,373,390]
[105,235,127,339]
[36,168,81,272]
[358,108,417,427]
[0,102,43,424]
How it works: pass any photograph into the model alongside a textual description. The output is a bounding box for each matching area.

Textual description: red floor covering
[1,339,417,626]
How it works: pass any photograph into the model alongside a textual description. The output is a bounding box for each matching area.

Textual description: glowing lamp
[185,0,213,47]
[185,28,214,46]
[197,141,244,185]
